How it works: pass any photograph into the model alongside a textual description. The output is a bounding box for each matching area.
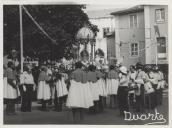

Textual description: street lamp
[76,25,95,61]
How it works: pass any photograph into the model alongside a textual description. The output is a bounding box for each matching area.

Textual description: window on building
[129,14,137,28]
[155,8,165,22]
[131,43,139,57]
[157,37,166,53]
[103,27,110,37]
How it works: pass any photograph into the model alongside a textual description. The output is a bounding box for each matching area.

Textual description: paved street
[4,89,168,125]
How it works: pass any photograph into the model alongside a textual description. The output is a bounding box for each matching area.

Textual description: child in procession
[54,66,68,112]
[20,66,36,112]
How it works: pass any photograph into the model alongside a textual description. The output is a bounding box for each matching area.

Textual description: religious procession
[3,55,167,123]
[3,4,168,125]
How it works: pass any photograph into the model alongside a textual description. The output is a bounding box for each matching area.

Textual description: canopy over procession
[4,55,167,123]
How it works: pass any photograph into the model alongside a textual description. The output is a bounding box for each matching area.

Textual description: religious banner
[157,37,166,60]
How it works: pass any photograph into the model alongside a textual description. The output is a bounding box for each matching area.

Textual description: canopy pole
[19,5,23,72]
[156,40,158,65]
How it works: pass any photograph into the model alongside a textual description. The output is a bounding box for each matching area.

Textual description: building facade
[111,5,168,68]
[86,9,116,64]
[144,5,168,64]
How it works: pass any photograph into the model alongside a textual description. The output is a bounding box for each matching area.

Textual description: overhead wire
[22,5,57,45]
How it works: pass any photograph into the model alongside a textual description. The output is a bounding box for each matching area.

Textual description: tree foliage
[3,5,99,60]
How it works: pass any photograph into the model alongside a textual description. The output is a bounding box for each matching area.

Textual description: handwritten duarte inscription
[124,109,167,125]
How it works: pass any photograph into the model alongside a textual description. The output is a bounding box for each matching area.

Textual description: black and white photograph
[1,0,171,126]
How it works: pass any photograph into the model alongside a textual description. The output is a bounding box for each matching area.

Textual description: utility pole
[19,5,24,72]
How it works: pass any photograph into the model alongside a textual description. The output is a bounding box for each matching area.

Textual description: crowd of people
[3,59,167,123]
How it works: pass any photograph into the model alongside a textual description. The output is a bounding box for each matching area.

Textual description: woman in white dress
[66,62,93,123]
[54,67,68,112]
[96,67,107,112]
[37,66,51,111]
[157,67,165,105]
[87,65,100,113]
[59,70,69,101]
[4,62,19,115]
[106,65,119,108]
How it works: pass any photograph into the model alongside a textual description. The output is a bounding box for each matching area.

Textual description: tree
[3,5,99,60]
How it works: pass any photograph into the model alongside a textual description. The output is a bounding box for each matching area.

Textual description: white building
[111,5,168,68]
[86,9,117,63]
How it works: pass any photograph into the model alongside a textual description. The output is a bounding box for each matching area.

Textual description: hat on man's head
[153,65,159,71]
[97,66,101,70]
[41,65,47,71]
[54,65,58,69]
[119,66,127,74]
[144,65,152,72]
[23,66,29,71]
[136,62,143,70]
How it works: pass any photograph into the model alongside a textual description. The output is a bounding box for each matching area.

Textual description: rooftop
[86,8,123,19]
[111,5,144,15]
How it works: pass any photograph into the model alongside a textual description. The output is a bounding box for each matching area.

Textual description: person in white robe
[66,62,93,123]
[37,66,51,111]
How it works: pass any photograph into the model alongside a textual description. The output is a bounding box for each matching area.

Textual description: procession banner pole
[19,5,24,73]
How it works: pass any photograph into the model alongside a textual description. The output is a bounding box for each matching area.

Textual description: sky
[84,4,137,12]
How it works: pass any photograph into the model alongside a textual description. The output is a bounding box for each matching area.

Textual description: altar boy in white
[66,62,93,123]
[37,66,51,111]
[106,65,119,108]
